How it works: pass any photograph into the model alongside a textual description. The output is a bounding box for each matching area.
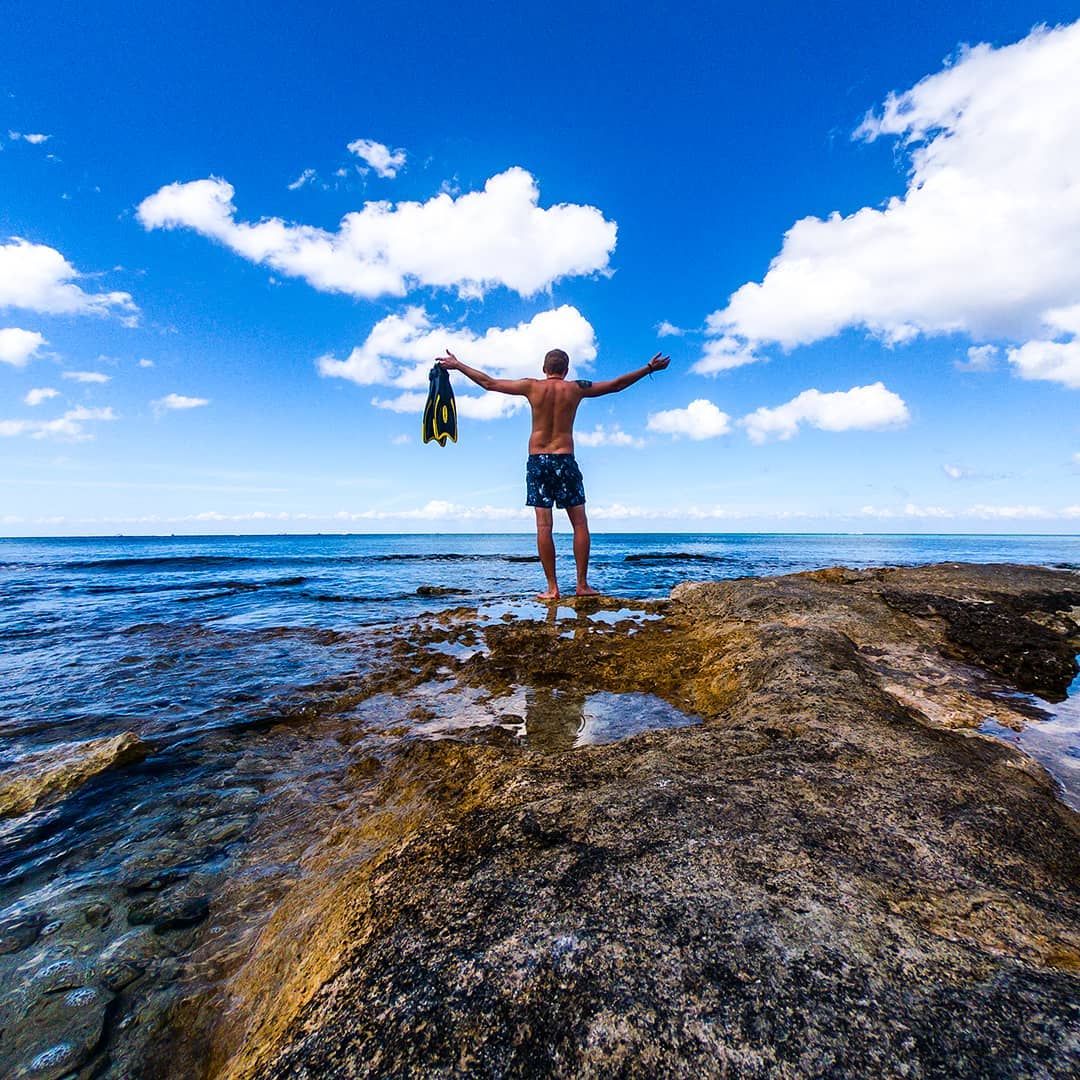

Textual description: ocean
[0,532,1077,1074]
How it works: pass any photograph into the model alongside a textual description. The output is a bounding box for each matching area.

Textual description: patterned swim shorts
[526,454,586,509]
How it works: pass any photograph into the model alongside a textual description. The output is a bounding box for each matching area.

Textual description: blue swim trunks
[526,453,586,509]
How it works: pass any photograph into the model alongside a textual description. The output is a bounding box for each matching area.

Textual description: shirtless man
[437,347,670,600]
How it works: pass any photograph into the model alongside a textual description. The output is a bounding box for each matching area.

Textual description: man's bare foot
[536,588,560,601]
[575,584,601,597]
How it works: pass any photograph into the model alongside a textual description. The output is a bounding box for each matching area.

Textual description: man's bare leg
[534,507,559,600]
[567,504,600,596]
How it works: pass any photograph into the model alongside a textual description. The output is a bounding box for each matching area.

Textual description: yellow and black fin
[422,364,458,446]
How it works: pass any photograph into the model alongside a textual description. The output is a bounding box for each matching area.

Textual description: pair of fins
[422,363,458,446]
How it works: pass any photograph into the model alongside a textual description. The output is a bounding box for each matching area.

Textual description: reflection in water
[521,688,587,752]
[519,688,699,753]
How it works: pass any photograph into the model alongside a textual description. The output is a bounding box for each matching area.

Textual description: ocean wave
[623,553,728,564]
[302,586,471,604]
[47,552,530,572]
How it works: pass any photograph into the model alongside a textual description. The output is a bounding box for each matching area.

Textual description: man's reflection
[521,686,587,752]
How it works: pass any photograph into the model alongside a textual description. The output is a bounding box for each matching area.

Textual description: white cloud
[955,344,998,372]
[702,21,1080,388]
[153,393,209,414]
[137,167,617,299]
[740,382,909,443]
[138,358,155,368]
[62,370,111,383]
[338,500,531,522]
[656,321,686,338]
[966,503,1054,519]
[9,131,50,145]
[391,433,411,445]
[1006,338,1080,389]
[942,463,974,480]
[321,304,597,421]
[0,239,137,317]
[647,399,731,440]
[347,138,406,178]
[24,387,59,406]
[0,327,47,366]
[576,424,645,448]
[904,503,952,519]
[287,168,316,191]
[373,388,526,421]
[692,334,762,375]
[0,405,116,441]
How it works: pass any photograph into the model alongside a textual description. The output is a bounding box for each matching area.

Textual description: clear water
[980,668,1080,811]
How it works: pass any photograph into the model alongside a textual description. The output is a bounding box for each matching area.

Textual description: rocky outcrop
[175,564,1079,1078]
[0,732,149,819]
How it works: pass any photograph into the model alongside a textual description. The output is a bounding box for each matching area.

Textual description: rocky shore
[3,562,1078,1078]
[169,562,1079,1079]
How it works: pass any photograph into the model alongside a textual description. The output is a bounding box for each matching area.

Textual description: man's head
[543,348,569,377]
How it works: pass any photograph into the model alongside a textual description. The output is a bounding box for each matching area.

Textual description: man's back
[436,346,668,598]
[525,378,583,455]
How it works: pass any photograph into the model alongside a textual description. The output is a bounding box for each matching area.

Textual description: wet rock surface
[0,732,149,818]
[160,563,1080,1079]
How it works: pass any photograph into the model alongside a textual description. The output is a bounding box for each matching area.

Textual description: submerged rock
[0,913,45,956]
[1,978,112,1080]
[0,732,149,818]
[145,565,1080,1077]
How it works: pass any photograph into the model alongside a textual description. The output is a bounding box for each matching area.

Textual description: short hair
[543,348,569,374]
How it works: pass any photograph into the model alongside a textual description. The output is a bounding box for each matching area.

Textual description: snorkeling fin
[422,364,458,446]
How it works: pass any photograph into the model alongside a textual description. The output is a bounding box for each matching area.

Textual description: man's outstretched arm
[578,353,670,397]
[438,351,531,395]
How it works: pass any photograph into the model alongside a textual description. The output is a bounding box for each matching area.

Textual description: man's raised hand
[437,350,461,371]
[647,353,671,373]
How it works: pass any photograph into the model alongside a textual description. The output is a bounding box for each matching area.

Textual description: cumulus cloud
[0,327,47,366]
[347,138,407,178]
[138,358,155,368]
[9,131,50,145]
[1006,338,1080,389]
[0,405,116,441]
[702,21,1080,388]
[692,334,762,375]
[576,424,645,448]
[656,321,686,338]
[647,399,731,440]
[24,387,59,406]
[0,240,137,317]
[62,370,111,383]
[153,393,209,414]
[740,382,909,443]
[137,167,617,300]
[321,304,597,421]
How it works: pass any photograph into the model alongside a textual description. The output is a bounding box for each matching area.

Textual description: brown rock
[0,732,149,818]
[157,565,1080,1078]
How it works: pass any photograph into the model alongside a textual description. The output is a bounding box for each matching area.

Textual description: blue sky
[2,0,1078,535]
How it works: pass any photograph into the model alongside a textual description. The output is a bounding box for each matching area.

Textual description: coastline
[2,560,1078,1077]
[168,562,1080,1078]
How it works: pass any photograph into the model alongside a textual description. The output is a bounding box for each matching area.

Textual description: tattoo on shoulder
[575,379,593,389]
